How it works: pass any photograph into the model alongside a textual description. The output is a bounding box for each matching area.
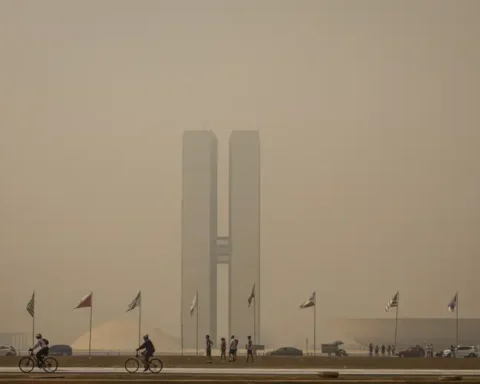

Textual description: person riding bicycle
[29,333,49,367]
[136,334,155,371]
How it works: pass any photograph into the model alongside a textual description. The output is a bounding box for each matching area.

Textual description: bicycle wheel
[149,358,163,373]
[18,357,35,373]
[125,358,140,373]
[43,357,58,373]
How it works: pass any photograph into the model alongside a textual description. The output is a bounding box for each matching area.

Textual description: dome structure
[71,315,180,352]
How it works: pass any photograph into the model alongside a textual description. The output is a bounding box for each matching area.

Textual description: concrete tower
[181,130,260,350]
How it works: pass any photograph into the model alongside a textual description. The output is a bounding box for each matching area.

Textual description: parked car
[397,346,425,357]
[436,349,452,358]
[269,347,303,356]
[455,345,478,358]
[0,345,16,356]
[48,344,73,356]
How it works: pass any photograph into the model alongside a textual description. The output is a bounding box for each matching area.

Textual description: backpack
[43,339,49,346]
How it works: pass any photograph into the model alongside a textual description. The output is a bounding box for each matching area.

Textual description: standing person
[229,336,236,362]
[369,343,373,357]
[234,339,239,361]
[387,345,392,356]
[381,345,385,356]
[220,337,227,361]
[392,345,396,356]
[374,345,379,356]
[205,335,213,363]
[246,336,254,363]
[430,344,434,358]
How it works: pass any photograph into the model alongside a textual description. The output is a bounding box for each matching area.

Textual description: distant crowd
[204,334,255,363]
[368,343,396,356]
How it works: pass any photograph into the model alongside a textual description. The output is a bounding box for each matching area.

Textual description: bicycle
[125,351,163,373]
[18,350,58,373]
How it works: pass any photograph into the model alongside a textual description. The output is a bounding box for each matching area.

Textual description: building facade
[181,130,260,350]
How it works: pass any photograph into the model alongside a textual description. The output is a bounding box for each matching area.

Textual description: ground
[1,356,480,383]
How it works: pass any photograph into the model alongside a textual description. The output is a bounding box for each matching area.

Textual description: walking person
[375,345,379,356]
[387,345,391,356]
[246,336,254,363]
[229,336,236,362]
[205,335,213,363]
[381,345,385,356]
[369,343,373,357]
[234,339,239,361]
[220,337,227,361]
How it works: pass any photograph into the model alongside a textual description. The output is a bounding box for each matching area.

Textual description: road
[0,367,480,376]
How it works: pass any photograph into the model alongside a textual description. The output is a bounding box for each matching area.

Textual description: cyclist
[136,334,155,371]
[29,333,49,367]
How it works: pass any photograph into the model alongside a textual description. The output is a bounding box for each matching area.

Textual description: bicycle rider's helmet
[143,334,149,341]
[36,333,42,339]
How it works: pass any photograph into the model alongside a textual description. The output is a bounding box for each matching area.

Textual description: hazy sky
[1,0,480,347]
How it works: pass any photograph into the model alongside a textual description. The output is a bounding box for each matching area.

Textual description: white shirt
[33,338,47,350]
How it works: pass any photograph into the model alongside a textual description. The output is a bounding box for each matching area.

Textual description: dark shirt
[138,339,155,353]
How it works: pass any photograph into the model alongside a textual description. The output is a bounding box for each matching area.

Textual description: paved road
[0,367,479,376]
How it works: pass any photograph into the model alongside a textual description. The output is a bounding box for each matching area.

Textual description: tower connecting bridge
[181,131,261,348]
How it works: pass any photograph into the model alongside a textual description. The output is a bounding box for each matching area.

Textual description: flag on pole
[26,292,35,317]
[448,293,458,312]
[300,291,316,308]
[74,292,93,309]
[385,292,399,312]
[248,284,255,307]
[126,291,141,312]
[189,292,197,316]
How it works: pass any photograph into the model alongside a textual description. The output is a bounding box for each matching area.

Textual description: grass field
[2,355,480,369]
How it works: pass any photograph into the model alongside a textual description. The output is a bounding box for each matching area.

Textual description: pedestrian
[381,345,385,356]
[246,336,254,363]
[220,337,227,361]
[234,339,239,360]
[205,335,213,363]
[375,345,379,356]
[369,343,373,357]
[392,345,396,356]
[387,345,391,356]
[229,336,236,362]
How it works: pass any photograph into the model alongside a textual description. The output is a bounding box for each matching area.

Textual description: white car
[0,345,16,356]
[455,345,478,358]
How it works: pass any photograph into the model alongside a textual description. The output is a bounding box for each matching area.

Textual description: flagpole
[253,295,256,346]
[456,293,459,347]
[139,291,142,346]
[181,323,184,356]
[313,302,316,357]
[196,290,199,356]
[89,293,93,357]
[394,292,399,350]
[32,292,35,348]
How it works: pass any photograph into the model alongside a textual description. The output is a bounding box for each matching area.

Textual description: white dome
[71,315,179,352]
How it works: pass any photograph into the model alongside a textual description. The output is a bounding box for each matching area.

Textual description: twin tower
[181,131,260,348]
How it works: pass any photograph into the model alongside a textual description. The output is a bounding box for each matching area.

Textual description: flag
[126,291,141,312]
[26,292,35,317]
[385,292,399,312]
[189,292,197,316]
[300,291,316,308]
[448,293,458,312]
[74,292,93,309]
[248,284,255,307]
